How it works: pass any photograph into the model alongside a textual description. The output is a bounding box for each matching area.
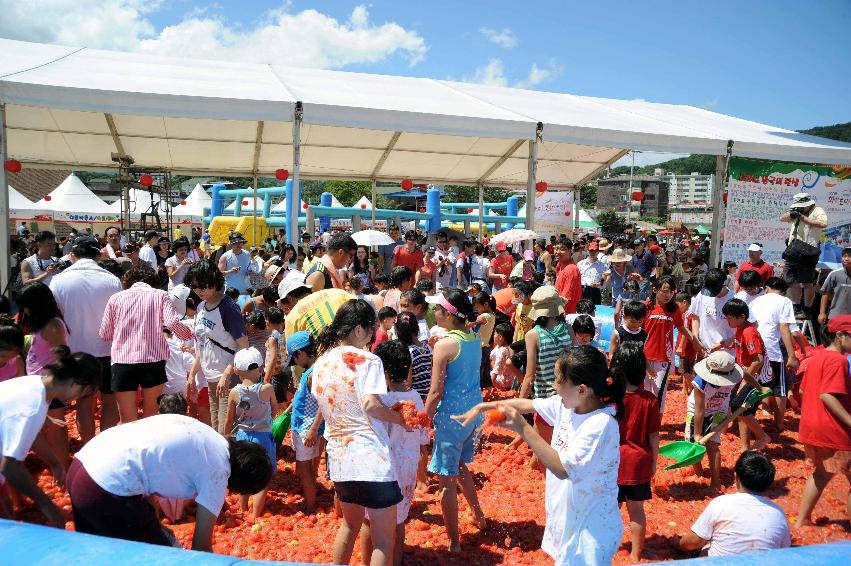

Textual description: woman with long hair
[424,288,486,552]
[351,245,375,291]
[311,299,406,566]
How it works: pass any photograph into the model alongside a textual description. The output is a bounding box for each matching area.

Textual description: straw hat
[608,248,632,263]
[597,238,612,251]
[694,351,744,387]
[526,286,565,320]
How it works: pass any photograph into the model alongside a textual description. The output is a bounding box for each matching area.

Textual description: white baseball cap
[168,284,191,317]
[277,271,310,300]
[234,347,264,371]
[747,243,763,252]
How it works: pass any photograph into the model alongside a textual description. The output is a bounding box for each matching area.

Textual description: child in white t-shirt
[674,450,790,556]
[366,340,429,566]
[454,345,623,566]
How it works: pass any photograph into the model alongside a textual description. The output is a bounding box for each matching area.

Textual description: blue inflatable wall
[1,519,848,565]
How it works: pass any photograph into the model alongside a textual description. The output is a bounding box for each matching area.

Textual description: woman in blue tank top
[424,288,486,553]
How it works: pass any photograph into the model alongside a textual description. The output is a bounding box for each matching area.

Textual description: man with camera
[779,192,827,320]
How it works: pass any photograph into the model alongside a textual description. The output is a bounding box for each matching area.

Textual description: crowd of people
[1,189,849,565]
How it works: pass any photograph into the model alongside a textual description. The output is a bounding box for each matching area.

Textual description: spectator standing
[734,243,775,290]
[630,239,657,299]
[379,224,403,276]
[218,232,252,294]
[819,247,851,323]
[138,229,159,271]
[50,235,123,443]
[554,240,582,315]
[100,226,123,259]
[392,230,424,274]
[577,241,606,305]
[20,230,59,286]
[779,192,828,320]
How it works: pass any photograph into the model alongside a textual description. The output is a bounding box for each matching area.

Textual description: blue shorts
[428,418,480,477]
[235,429,277,476]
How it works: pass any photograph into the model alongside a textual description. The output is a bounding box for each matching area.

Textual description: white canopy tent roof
[32,173,119,222]
[272,198,309,212]
[353,196,373,210]
[109,187,167,217]
[8,185,51,219]
[225,194,265,213]
[171,183,211,219]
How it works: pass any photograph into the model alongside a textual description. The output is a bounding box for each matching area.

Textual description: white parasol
[489,228,539,246]
[352,229,396,246]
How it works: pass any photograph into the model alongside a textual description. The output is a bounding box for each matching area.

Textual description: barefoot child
[224,347,278,517]
[675,293,696,398]
[611,342,660,562]
[713,298,772,450]
[454,346,624,565]
[687,351,745,491]
[796,315,851,527]
[363,340,429,566]
[286,331,324,513]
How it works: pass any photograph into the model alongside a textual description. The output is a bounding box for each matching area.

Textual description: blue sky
[2,0,849,165]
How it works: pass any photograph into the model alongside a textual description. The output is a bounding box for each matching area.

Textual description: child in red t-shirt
[612,341,660,563]
[675,292,697,398]
[796,314,851,527]
[714,298,773,451]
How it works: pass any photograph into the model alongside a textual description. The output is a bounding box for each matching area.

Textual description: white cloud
[700,97,720,110]
[0,1,427,69]
[480,27,517,49]
[464,58,563,89]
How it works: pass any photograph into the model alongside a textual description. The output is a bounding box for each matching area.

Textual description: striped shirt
[409,344,433,400]
[99,282,193,363]
[533,321,572,398]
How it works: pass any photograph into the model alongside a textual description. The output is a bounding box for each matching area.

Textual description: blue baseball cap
[286,331,313,367]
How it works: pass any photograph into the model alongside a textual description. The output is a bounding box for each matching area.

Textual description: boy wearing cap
[224,347,278,517]
[286,331,325,513]
[734,243,775,290]
[686,350,745,491]
[577,241,606,305]
[780,193,828,320]
[489,241,515,291]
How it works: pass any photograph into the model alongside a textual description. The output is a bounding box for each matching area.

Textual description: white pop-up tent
[225,194,265,213]
[353,196,373,210]
[3,37,851,283]
[33,174,119,223]
[171,183,211,222]
[8,185,51,220]
[109,187,168,218]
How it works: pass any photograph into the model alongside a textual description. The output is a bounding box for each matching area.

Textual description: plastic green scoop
[271,409,292,447]
[660,388,772,470]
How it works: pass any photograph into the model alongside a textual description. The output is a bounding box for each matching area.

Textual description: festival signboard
[722,157,851,267]
[533,190,575,238]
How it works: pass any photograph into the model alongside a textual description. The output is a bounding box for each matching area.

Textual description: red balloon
[44,195,52,202]
[302,203,309,209]
[401,178,413,191]
[467,208,474,213]
[139,174,153,187]
[722,192,728,204]
[535,181,548,192]
[632,191,644,201]
[4,159,21,173]
[360,204,367,209]
[564,211,571,217]
[419,207,426,213]
[275,169,289,181]
[180,200,187,206]
[242,200,248,206]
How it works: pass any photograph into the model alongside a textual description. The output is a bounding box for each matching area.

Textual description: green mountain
[797,122,851,143]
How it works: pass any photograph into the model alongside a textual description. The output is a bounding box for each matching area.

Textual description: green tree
[442,185,516,204]
[579,184,597,208]
[596,209,626,236]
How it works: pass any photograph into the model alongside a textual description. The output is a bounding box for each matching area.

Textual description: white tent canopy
[171,183,211,219]
[3,37,850,190]
[225,194,264,212]
[8,185,50,219]
[109,187,167,217]
[272,198,309,212]
[33,173,118,223]
[353,196,373,210]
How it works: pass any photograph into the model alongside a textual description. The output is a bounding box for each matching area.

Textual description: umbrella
[352,229,396,246]
[489,228,539,246]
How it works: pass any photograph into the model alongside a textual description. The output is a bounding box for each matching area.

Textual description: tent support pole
[252,175,258,246]
[573,187,578,236]
[477,183,484,239]
[709,141,733,268]
[251,121,264,248]
[0,102,9,296]
[289,102,303,246]
[525,123,543,231]
[371,179,377,227]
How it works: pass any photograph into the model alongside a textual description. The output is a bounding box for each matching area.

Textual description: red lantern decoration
[360,204,367,209]
[139,174,153,187]
[242,200,249,206]
[275,169,289,181]
[722,192,728,204]
[419,207,426,213]
[535,181,548,192]
[44,195,52,202]
[302,203,309,210]
[180,200,187,206]
[401,178,413,191]
[564,211,571,217]
[4,159,22,173]
[632,191,644,201]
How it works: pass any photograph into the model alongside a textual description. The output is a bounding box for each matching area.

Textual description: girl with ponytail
[453,345,625,565]
[0,346,99,527]
[0,315,25,382]
[310,299,408,566]
[423,288,486,551]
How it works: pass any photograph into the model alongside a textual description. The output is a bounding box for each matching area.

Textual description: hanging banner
[722,157,851,268]
[534,190,575,238]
